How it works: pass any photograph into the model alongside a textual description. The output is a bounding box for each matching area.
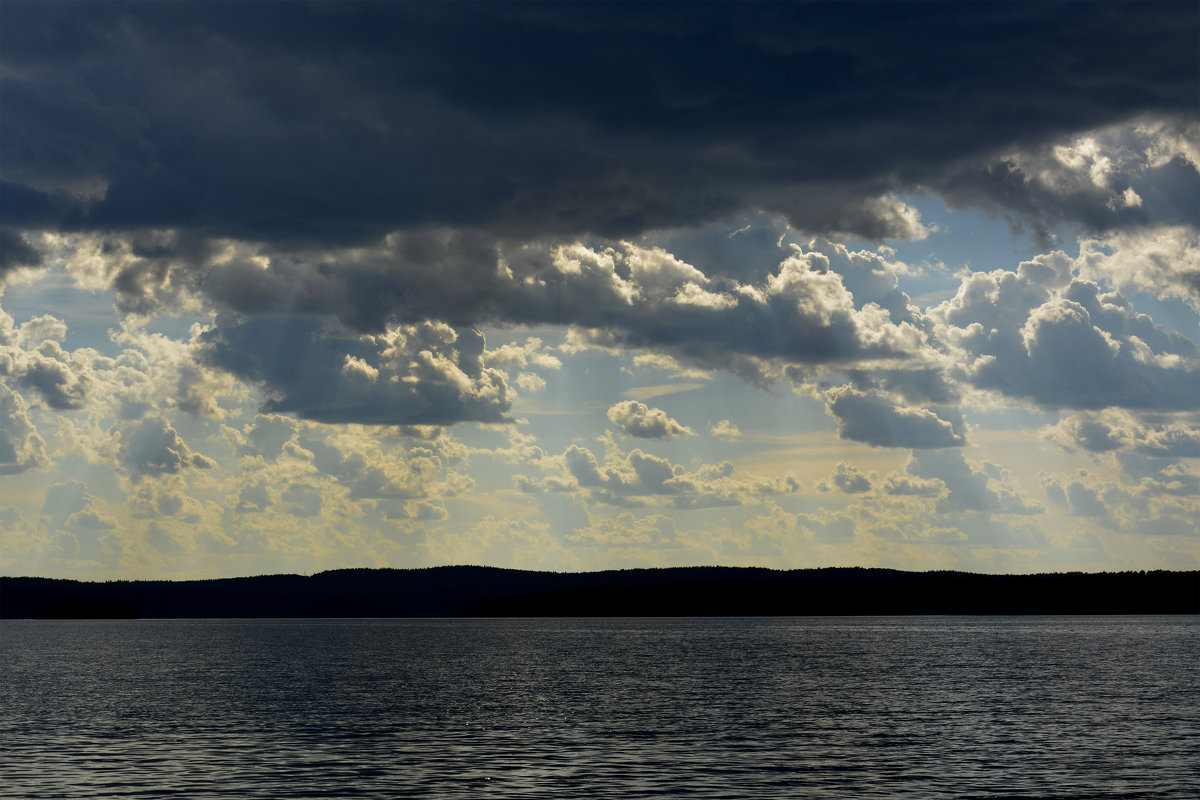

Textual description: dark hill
[1,567,1196,619]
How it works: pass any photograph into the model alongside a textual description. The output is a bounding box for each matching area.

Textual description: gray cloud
[518,442,773,509]
[907,451,1039,515]
[1047,414,1128,453]
[1,309,92,411]
[1045,411,1200,458]
[177,240,926,424]
[235,480,271,514]
[16,340,91,410]
[935,260,1199,411]
[607,400,694,440]
[201,316,512,426]
[825,462,871,494]
[824,386,965,449]
[41,479,90,531]
[1066,482,1108,517]
[71,231,911,385]
[1135,428,1200,459]
[1114,452,1200,498]
[229,414,299,460]
[280,483,323,518]
[844,366,959,406]
[1043,476,1068,508]
[115,416,216,481]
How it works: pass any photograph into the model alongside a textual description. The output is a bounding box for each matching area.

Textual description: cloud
[296,425,472,505]
[566,511,678,546]
[843,366,959,406]
[1066,481,1108,517]
[42,479,88,518]
[120,237,930,410]
[1,3,1197,576]
[1135,427,1200,459]
[934,258,1199,411]
[201,316,513,426]
[2,305,241,426]
[933,119,1200,243]
[710,419,742,441]
[5,4,1195,252]
[882,473,945,498]
[907,450,1039,515]
[516,372,546,393]
[0,381,48,474]
[1076,226,1200,311]
[484,337,562,371]
[823,462,872,494]
[0,230,43,277]
[1106,452,1200,502]
[5,334,91,411]
[280,483,323,518]
[225,414,299,461]
[1042,474,1111,518]
[235,480,271,514]
[824,385,965,449]
[40,479,117,546]
[115,416,216,481]
[558,243,928,385]
[516,436,794,509]
[607,400,694,440]
[1044,412,1129,453]
[1045,411,1200,458]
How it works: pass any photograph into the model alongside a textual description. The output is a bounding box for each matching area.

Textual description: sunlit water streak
[1,617,1196,798]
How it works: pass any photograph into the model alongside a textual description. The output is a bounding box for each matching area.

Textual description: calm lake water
[1,617,1197,798]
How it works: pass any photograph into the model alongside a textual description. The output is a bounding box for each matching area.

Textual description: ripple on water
[1,617,1197,799]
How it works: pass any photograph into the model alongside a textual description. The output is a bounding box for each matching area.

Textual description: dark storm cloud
[0,230,42,276]
[2,1,1196,247]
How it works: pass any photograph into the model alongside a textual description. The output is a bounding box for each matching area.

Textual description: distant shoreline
[2,566,1197,619]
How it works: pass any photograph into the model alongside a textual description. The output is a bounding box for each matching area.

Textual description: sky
[1,1,1197,579]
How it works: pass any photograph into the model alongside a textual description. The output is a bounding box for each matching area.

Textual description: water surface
[2,616,1196,798]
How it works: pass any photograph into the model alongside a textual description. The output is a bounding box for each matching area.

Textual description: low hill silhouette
[2,567,1197,618]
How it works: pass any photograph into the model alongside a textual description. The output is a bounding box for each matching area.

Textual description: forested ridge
[2,567,1197,618]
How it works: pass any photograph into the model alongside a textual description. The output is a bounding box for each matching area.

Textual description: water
[1,617,1197,798]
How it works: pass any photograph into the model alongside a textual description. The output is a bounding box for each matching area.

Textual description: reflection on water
[1,617,1197,798]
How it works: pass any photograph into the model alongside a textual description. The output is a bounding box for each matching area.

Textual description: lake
[1,617,1197,798]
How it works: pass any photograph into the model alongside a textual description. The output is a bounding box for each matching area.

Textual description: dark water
[1,617,1197,799]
